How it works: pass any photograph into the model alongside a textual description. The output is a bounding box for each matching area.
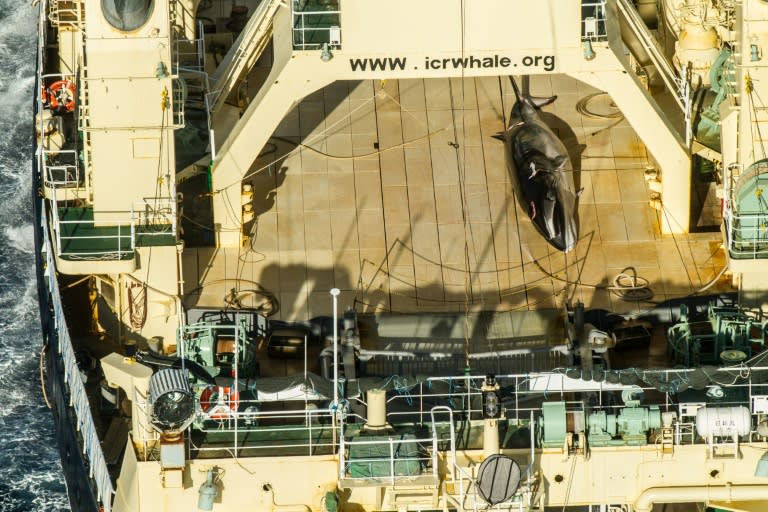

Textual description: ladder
[48,0,84,29]
[208,0,285,115]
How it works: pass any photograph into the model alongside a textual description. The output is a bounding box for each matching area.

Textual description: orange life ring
[47,80,76,113]
[200,386,239,420]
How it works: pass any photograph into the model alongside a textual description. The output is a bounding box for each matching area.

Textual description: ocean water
[0,0,70,509]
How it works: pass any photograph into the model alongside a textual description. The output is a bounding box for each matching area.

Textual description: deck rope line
[281,125,453,160]
[446,0,476,370]
[128,280,148,329]
[561,454,577,511]
[214,94,379,193]
[39,344,52,409]
[660,203,701,292]
[746,73,767,160]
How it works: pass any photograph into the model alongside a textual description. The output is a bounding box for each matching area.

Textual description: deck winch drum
[696,406,751,437]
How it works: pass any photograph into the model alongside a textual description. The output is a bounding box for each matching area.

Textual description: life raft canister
[45,80,76,113]
[200,385,239,420]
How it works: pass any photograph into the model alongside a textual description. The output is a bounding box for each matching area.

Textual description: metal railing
[39,72,82,189]
[724,210,768,258]
[724,162,743,209]
[50,205,134,261]
[615,0,686,112]
[292,5,341,50]
[48,0,84,28]
[208,0,283,115]
[40,62,86,202]
[133,389,161,458]
[170,0,197,47]
[581,0,608,42]
[46,191,179,261]
[352,368,768,432]
[191,405,337,457]
[45,158,81,189]
[41,199,115,511]
[429,405,484,510]
[171,78,186,128]
[339,432,436,485]
[176,67,214,155]
[131,197,177,240]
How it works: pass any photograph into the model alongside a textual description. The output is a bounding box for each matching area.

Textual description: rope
[128,281,147,330]
[448,0,481,370]
[575,91,625,136]
[393,376,413,406]
[183,278,279,314]
[272,127,451,160]
[561,452,577,511]
[214,95,380,193]
[39,344,52,409]
[659,203,700,292]
[608,267,654,301]
[746,73,767,160]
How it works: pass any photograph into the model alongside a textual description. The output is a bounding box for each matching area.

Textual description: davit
[494,77,579,253]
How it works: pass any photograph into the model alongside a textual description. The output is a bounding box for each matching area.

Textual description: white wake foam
[0,1,69,510]
[5,224,34,254]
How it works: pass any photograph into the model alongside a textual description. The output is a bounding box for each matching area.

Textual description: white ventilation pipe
[635,484,768,512]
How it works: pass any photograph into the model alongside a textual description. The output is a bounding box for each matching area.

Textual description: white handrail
[41,199,115,511]
[208,0,284,114]
[615,0,685,111]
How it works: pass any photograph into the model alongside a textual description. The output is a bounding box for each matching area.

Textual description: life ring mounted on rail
[200,385,240,421]
[44,79,77,113]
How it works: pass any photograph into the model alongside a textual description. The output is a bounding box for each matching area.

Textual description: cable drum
[476,454,521,506]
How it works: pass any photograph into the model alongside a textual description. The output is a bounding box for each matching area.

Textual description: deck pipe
[635,484,768,512]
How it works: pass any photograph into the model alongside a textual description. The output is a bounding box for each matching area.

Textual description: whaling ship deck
[36,0,768,510]
[182,74,730,321]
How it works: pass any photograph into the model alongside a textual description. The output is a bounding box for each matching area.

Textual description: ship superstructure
[31,0,768,511]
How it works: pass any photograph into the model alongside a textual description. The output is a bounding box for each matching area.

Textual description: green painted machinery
[540,390,661,448]
[587,387,660,447]
[668,304,767,366]
[539,402,568,448]
[586,403,660,446]
[178,319,258,379]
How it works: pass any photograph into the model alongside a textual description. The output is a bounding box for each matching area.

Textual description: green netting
[348,434,422,478]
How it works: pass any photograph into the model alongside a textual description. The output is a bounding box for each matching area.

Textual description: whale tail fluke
[510,76,557,108]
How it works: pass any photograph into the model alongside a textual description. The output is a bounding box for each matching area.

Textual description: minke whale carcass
[494,77,579,253]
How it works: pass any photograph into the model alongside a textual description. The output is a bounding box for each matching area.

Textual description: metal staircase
[208,0,285,115]
[48,0,84,29]
[615,0,688,114]
[44,0,92,204]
